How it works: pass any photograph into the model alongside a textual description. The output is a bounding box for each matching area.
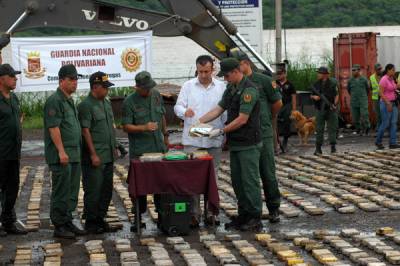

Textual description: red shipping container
[333,32,378,126]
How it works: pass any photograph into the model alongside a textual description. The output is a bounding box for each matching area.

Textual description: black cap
[276,67,286,74]
[135,71,156,90]
[58,64,82,79]
[89,71,114,88]
[217,58,240,77]
[0,64,21,77]
[316,66,329,74]
[230,50,250,61]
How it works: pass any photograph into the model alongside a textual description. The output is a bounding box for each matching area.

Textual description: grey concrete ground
[0,129,398,265]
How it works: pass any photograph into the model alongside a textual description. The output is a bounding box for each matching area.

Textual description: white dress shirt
[174,77,227,148]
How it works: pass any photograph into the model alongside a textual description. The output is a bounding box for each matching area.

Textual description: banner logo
[24,51,46,79]
[121,48,142,72]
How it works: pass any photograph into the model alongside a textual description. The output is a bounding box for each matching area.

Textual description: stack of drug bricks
[43,242,63,266]
[25,166,45,231]
[84,240,109,266]
[114,238,139,266]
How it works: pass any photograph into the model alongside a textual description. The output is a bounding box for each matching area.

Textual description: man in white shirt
[174,55,226,227]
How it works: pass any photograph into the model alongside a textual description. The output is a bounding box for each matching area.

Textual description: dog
[289,110,316,145]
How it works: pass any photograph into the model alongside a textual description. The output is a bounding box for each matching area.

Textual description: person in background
[0,64,27,236]
[275,68,296,152]
[122,71,169,231]
[174,55,226,227]
[311,67,339,155]
[375,64,400,150]
[348,64,370,136]
[370,63,383,132]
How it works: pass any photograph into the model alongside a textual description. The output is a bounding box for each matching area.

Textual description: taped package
[189,123,213,137]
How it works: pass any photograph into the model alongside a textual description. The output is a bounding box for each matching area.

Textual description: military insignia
[48,109,56,116]
[243,94,252,103]
[24,51,46,79]
[121,48,142,72]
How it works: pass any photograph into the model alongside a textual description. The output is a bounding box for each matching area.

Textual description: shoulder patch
[243,93,252,103]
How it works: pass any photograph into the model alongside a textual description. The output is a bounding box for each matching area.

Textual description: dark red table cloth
[128,159,220,215]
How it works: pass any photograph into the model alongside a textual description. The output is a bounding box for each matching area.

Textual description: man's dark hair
[196,55,214,67]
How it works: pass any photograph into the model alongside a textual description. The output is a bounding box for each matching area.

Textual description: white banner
[11,31,152,92]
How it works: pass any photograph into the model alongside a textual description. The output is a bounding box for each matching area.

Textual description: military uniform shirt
[348,76,369,106]
[122,90,167,158]
[218,77,261,151]
[44,88,81,164]
[277,80,296,106]
[0,92,21,160]
[312,78,338,110]
[248,72,281,138]
[78,93,116,164]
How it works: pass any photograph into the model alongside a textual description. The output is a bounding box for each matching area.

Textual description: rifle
[310,86,337,111]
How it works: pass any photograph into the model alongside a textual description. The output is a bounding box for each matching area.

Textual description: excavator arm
[0,0,272,72]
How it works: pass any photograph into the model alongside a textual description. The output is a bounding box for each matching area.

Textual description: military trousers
[278,104,292,138]
[351,101,370,131]
[0,160,20,225]
[316,109,338,146]
[230,146,262,218]
[259,138,280,212]
[82,162,113,224]
[373,99,381,130]
[49,162,81,227]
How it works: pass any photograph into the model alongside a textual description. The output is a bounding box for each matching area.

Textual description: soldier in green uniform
[231,51,283,223]
[199,58,263,231]
[122,71,169,231]
[311,67,339,155]
[0,64,27,236]
[348,64,370,135]
[78,71,117,234]
[44,64,86,239]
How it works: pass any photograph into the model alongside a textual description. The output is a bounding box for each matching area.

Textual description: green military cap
[374,63,382,70]
[58,64,82,79]
[217,58,240,77]
[135,71,156,90]
[316,66,329,74]
[89,71,114,88]
[230,49,250,61]
[352,64,361,71]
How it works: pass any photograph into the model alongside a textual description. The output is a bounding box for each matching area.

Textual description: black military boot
[225,215,246,230]
[66,221,86,236]
[0,227,7,237]
[3,223,27,235]
[314,145,322,155]
[331,144,337,153]
[54,225,75,239]
[268,209,280,223]
[282,137,289,152]
[239,216,262,232]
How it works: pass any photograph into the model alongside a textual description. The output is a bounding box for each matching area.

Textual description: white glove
[208,128,224,138]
